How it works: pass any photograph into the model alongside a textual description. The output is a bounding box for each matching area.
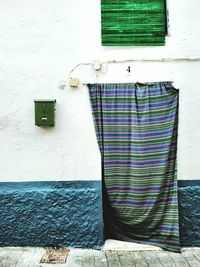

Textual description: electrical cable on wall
[68,57,200,88]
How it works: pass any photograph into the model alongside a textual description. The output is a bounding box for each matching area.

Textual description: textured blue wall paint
[178,180,200,247]
[0,180,199,248]
[0,181,104,248]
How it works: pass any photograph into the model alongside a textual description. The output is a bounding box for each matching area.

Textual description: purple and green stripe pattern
[88,82,180,252]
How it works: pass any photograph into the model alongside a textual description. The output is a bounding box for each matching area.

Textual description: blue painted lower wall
[0,181,103,248]
[0,180,199,248]
[178,180,200,247]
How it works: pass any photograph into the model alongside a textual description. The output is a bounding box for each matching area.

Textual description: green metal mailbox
[34,99,56,126]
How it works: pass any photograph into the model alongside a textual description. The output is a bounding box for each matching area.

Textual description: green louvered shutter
[101,0,167,46]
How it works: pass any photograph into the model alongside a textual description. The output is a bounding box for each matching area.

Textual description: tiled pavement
[0,242,200,267]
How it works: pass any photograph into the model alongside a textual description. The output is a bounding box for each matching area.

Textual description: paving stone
[168,251,190,267]
[16,247,37,266]
[27,247,44,267]
[105,251,121,267]
[131,251,148,267]
[181,249,200,267]
[117,251,134,267]
[40,247,69,264]
[94,254,108,267]
[154,251,176,267]
[142,251,163,267]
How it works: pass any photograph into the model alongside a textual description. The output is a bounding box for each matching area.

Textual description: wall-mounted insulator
[92,60,102,71]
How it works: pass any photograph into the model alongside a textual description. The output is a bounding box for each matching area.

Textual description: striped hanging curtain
[88,82,180,252]
[101,0,167,46]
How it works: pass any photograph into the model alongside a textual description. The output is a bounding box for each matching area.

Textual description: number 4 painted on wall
[126,66,131,73]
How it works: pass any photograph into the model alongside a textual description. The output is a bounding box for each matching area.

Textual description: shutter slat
[101,0,167,46]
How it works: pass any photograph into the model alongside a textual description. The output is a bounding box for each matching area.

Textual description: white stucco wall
[0,0,200,181]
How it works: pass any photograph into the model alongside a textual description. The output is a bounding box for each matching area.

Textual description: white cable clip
[92,60,102,71]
